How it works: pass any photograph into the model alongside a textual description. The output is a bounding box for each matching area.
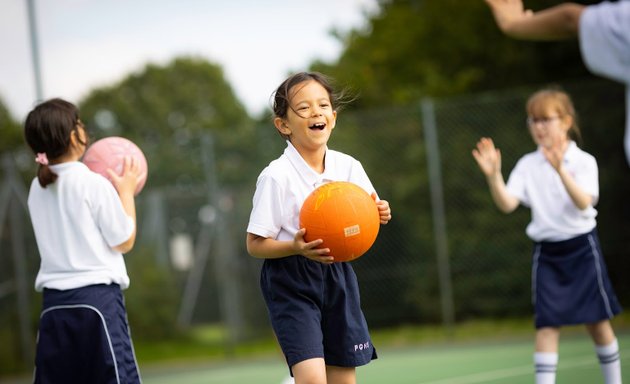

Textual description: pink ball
[82,136,148,195]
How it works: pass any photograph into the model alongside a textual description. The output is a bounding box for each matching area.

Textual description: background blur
[1,0,628,377]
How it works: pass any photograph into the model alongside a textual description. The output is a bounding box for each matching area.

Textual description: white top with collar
[247,141,376,242]
[28,161,134,291]
[506,141,598,242]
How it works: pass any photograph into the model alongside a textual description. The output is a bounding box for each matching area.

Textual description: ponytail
[36,164,58,188]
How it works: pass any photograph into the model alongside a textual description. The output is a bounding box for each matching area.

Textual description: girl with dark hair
[25,98,143,383]
[246,73,391,383]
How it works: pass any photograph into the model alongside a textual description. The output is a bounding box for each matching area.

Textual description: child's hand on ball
[293,228,334,264]
[372,193,392,225]
[108,156,140,197]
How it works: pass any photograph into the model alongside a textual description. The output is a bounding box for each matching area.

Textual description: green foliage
[0,317,28,374]
[313,0,593,108]
[78,56,257,190]
[124,245,183,341]
[0,97,22,152]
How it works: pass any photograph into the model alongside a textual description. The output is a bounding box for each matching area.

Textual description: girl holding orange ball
[246,72,391,384]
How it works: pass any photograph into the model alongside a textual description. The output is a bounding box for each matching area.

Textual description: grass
[133,325,280,364]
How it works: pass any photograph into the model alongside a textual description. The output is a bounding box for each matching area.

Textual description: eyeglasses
[526,116,562,127]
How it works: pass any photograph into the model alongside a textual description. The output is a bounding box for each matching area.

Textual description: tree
[78,57,263,338]
[313,0,597,109]
[0,96,23,153]
[79,56,257,190]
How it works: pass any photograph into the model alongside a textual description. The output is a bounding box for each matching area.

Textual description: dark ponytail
[24,98,81,188]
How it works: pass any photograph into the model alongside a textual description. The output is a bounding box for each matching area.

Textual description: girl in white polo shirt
[246,72,391,384]
[473,88,622,384]
[24,98,142,383]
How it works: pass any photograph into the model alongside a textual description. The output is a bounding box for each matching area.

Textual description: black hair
[271,72,354,140]
[24,98,87,187]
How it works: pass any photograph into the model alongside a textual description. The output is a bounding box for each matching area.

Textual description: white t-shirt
[579,0,630,164]
[28,161,134,291]
[247,141,376,242]
[506,141,598,242]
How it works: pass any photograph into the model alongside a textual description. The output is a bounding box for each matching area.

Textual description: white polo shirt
[28,161,134,291]
[506,141,598,242]
[247,141,376,241]
[579,0,630,164]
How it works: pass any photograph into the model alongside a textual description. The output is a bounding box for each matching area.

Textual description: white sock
[596,338,622,384]
[534,352,558,384]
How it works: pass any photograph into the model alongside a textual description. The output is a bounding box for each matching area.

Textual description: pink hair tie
[35,152,49,166]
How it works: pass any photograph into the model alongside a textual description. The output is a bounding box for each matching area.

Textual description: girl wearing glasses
[472,88,622,384]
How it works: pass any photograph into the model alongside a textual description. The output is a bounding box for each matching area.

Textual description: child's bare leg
[292,358,326,384]
[586,319,615,345]
[326,365,356,384]
[534,327,560,384]
[536,326,560,352]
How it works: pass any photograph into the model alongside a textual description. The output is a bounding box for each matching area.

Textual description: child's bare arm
[246,230,334,264]
[485,0,584,40]
[108,156,139,253]
[472,138,520,213]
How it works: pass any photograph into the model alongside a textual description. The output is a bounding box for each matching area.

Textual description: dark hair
[24,98,86,187]
[271,72,354,140]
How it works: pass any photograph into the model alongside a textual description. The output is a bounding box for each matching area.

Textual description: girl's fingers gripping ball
[83,137,148,196]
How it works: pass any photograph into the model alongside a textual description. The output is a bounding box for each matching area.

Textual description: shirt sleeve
[579,1,630,84]
[348,159,378,198]
[505,158,529,207]
[246,172,285,239]
[89,177,135,248]
[573,154,599,205]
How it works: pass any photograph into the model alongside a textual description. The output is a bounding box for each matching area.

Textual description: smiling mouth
[309,122,326,130]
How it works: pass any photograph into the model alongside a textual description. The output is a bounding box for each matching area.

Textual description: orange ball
[299,181,380,262]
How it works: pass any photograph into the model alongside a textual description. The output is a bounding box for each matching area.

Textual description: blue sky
[0,0,377,120]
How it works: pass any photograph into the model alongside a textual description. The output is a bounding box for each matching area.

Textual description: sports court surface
[1,332,627,383]
[139,332,630,384]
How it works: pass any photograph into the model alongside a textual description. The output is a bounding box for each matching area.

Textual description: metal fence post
[420,98,455,332]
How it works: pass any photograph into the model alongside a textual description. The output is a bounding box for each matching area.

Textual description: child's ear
[69,130,80,146]
[274,117,291,136]
[331,110,337,129]
[69,129,87,151]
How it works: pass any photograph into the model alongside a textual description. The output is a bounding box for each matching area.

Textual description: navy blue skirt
[34,284,141,384]
[532,230,622,328]
[260,255,376,371]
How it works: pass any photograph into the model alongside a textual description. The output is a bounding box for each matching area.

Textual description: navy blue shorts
[532,230,622,329]
[34,284,141,384]
[260,256,376,371]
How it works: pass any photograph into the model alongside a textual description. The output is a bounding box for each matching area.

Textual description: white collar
[283,141,336,188]
[535,140,579,164]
